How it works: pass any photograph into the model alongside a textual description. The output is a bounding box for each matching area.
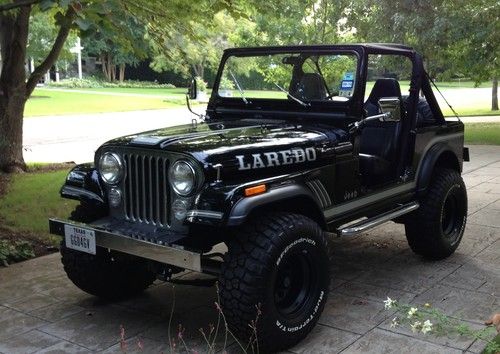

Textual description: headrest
[367,78,402,104]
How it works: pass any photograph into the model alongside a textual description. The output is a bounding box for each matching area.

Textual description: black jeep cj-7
[50,44,469,352]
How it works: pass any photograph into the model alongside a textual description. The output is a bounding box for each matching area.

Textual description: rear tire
[405,168,467,260]
[219,213,330,353]
[61,203,156,299]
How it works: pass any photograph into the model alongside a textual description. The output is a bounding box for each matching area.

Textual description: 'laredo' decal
[236,147,316,170]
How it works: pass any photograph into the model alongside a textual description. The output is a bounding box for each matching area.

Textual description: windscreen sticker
[341,80,354,89]
[339,72,355,97]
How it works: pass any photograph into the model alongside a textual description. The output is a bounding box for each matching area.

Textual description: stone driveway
[0,145,499,354]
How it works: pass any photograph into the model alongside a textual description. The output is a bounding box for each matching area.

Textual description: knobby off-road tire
[60,203,156,299]
[219,213,330,353]
[405,168,467,260]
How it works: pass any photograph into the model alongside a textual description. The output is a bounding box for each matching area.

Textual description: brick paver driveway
[0,146,498,353]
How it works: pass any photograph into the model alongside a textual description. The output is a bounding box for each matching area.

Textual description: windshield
[217,52,358,103]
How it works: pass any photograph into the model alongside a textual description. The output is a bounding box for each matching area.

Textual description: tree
[149,10,263,82]
[82,12,147,82]
[150,12,234,81]
[448,0,499,110]
[251,0,353,46]
[27,9,77,71]
[0,0,258,172]
[349,0,499,110]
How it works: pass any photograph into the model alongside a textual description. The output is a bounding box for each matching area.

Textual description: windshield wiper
[229,70,249,105]
[274,83,310,107]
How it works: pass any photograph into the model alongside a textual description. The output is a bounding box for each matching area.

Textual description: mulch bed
[0,226,58,260]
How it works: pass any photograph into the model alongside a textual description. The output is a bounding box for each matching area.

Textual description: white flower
[383,297,397,309]
[407,307,418,318]
[390,317,399,328]
[421,320,433,334]
[410,321,422,333]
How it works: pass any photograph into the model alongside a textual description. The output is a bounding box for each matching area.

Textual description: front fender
[61,163,107,209]
[226,183,325,227]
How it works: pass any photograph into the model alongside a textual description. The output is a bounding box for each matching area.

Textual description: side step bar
[336,201,419,237]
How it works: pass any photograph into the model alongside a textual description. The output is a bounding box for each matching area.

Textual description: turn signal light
[244,184,267,197]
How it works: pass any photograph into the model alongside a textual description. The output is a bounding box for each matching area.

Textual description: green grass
[0,169,77,240]
[25,88,185,117]
[464,123,500,145]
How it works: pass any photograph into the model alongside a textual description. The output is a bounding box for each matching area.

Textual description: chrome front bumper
[49,218,202,272]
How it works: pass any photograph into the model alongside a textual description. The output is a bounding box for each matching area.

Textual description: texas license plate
[64,225,96,255]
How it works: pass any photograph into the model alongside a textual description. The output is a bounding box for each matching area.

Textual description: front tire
[405,168,467,260]
[219,213,330,353]
[60,203,156,299]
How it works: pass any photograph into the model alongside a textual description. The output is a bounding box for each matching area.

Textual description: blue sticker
[341,80,354,89]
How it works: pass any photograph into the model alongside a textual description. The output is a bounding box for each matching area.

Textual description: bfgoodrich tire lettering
[60,204,156,299]
[219,213,330,352]
[405,168,467,259]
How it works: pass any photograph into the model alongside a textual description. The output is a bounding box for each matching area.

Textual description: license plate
[64,225,96,255]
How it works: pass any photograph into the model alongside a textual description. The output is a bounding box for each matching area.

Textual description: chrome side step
[336,201,419,237]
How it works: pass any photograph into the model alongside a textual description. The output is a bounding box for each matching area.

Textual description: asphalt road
[23,107,204,164]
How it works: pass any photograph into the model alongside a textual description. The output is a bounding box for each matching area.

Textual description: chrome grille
[123,153,171,227]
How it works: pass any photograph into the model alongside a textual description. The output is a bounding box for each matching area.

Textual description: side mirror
[378,97,401,121]
[187,78,197,100]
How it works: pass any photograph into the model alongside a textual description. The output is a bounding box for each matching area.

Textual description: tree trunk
[107,53,116,82]
[101,54,109,79]
[0,6,30,172]
[0,95,27,172]
[110,64,116,82]
[119,63,125,82]
[0,4,75,172]
[192,64,201,78]
[493,77,498,111]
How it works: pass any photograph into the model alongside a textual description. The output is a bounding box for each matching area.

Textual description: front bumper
[49,218,202,272]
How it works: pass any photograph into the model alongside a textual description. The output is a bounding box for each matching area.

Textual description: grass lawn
[464,123,500,145]
[0,168,77,241]
[24,88,185,117]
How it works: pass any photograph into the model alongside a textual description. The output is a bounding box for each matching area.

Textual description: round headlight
[99,152,123,184]
[169,160,196,196]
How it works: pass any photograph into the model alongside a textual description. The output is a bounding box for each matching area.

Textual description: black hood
[101,120,349,180]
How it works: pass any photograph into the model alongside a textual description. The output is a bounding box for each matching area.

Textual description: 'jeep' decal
[236,147,316,170]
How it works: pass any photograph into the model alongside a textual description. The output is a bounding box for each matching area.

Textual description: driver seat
[289,73,327,100]
[359,78,403,185]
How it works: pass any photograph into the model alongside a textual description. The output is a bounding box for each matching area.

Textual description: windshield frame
[211,46,363,113]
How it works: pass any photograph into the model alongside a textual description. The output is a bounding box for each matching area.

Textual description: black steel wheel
[405,168,467,259]
[60,203,156,299]
[219,213,330,353]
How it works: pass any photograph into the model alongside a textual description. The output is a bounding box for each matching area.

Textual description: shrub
[195,76,208,92]
[47,77,176,89]
[0,239,35,266]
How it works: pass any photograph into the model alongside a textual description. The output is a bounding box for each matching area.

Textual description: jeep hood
[101,120,349,179]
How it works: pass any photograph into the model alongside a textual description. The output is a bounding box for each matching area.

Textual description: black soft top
[223,43,416,56]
